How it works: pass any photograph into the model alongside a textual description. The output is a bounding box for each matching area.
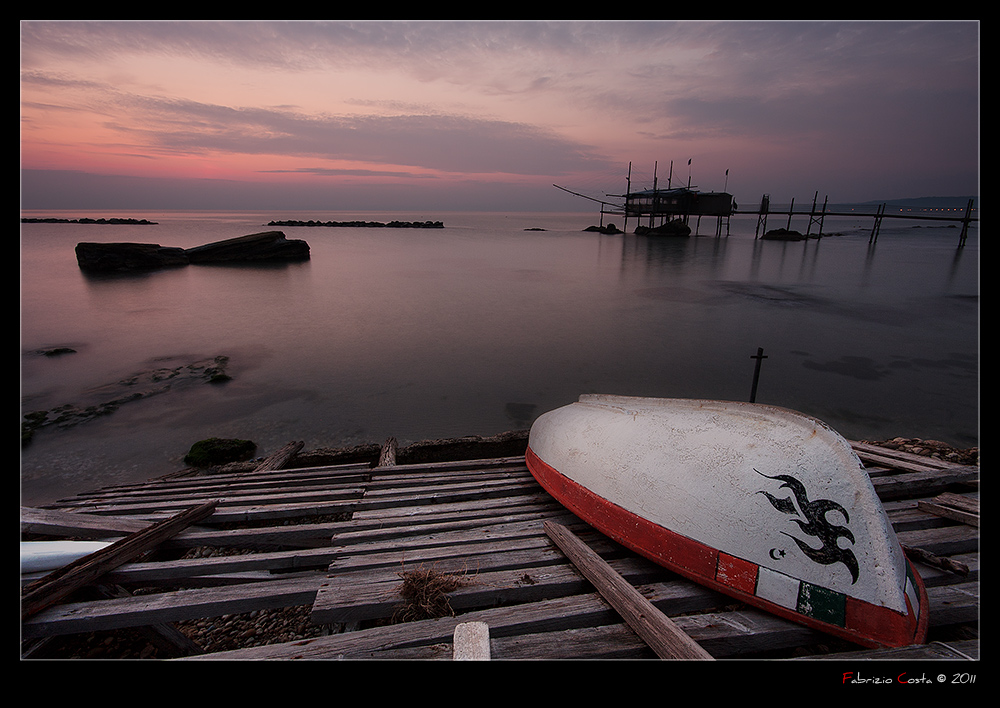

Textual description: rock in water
[75,242,190,272]
[75,231,310,272]
[184,231,310,263]
[184,437,257,467]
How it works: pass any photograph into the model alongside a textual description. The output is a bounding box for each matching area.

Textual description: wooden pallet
[21,444,979,660]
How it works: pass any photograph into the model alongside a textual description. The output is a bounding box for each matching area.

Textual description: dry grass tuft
[392,564,477,623]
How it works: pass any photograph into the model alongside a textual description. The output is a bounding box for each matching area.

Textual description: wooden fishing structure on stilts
[555,162,976,246]
[554,160,735,237]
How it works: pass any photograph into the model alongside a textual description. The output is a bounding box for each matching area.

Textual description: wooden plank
[790,638,979,661]
[43,463,373,505]
[851,441,974,471]
[181,574,977,662]
[21,506,152,539]
[252,440,304,472]
[453,621,490,660]
[378,437,397,467]
[330,507,578,549]
[21,573,326,639]
[312,553,671,626]
[896,524,979,557]
[871,466,979,500]
[917,492,979,527]
[21,501,218,620]
[543,520,714,660]
[902,544,970,577]
[104,546,343,585]
[44,485,366,517]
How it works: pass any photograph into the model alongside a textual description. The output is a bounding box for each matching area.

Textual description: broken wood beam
[543,520,714,660]
[253,440,305,472]
[21,501,219,620]
[902,544,970,577]
[378,437,397,467]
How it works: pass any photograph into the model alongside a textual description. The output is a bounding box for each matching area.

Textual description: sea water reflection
[19,211,978,504]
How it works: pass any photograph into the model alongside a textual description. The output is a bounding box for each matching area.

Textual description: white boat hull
[20,541,112,574]
[526,395,928,648]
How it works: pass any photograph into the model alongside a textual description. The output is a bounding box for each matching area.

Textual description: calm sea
[20,208,979,506]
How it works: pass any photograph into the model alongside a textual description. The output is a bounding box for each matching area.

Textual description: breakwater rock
[22,217,158,225]
[267,219,443,229]
[75,231,309,272]
[761,228,809,241]
[634,219,691,237]
[583,223,622,234]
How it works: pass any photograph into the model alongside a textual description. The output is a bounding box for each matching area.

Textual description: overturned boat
[526,395,928,649]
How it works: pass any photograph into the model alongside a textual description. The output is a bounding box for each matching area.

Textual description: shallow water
[20,209,979,505]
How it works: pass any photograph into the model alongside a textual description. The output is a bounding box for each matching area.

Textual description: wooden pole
[755,194,769,238]
[958,198,973,247]
[544,520,714,660]
[749,347,767,403]
[624,162,632,234]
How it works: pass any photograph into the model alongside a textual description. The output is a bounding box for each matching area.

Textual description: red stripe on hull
[526,445,928,648]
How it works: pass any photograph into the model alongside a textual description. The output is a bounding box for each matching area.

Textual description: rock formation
[184,231,310,263]
[74,242,189,272]
[75,231,309,272]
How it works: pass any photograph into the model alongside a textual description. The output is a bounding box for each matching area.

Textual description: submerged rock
[20,355,232,445]
[75,231,309,272]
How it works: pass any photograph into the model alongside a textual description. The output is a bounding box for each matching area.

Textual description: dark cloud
[104,94,613,176]
[20,20,980,208]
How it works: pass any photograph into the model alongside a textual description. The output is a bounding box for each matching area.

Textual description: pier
[557,162,978,246]
[743,192,978,246]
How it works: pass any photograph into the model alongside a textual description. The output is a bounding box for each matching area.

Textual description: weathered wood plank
[851,441,974,471]
[21,573,327,639]
[378,437,397,467]
[21,506,151,539]
[104,546,343,585]
[543,520,714,660]
[253,440,304,472]
[47,462,373,502]
[312,553,672,626]
[180,576,978,661]
[452,621,490,660]
[43,486,367,517]
[792,638,979,661]
[917,492,980,527]
[58,471,372,505]
[21,501,218,620]
[896,524,979,557]
[871,466,979,500]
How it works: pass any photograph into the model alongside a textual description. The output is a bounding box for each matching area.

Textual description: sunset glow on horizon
[20,20,980,212]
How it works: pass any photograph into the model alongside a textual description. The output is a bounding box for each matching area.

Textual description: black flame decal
[756,469,859,584]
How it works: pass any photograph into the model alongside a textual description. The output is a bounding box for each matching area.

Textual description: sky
[20,20,980,213]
